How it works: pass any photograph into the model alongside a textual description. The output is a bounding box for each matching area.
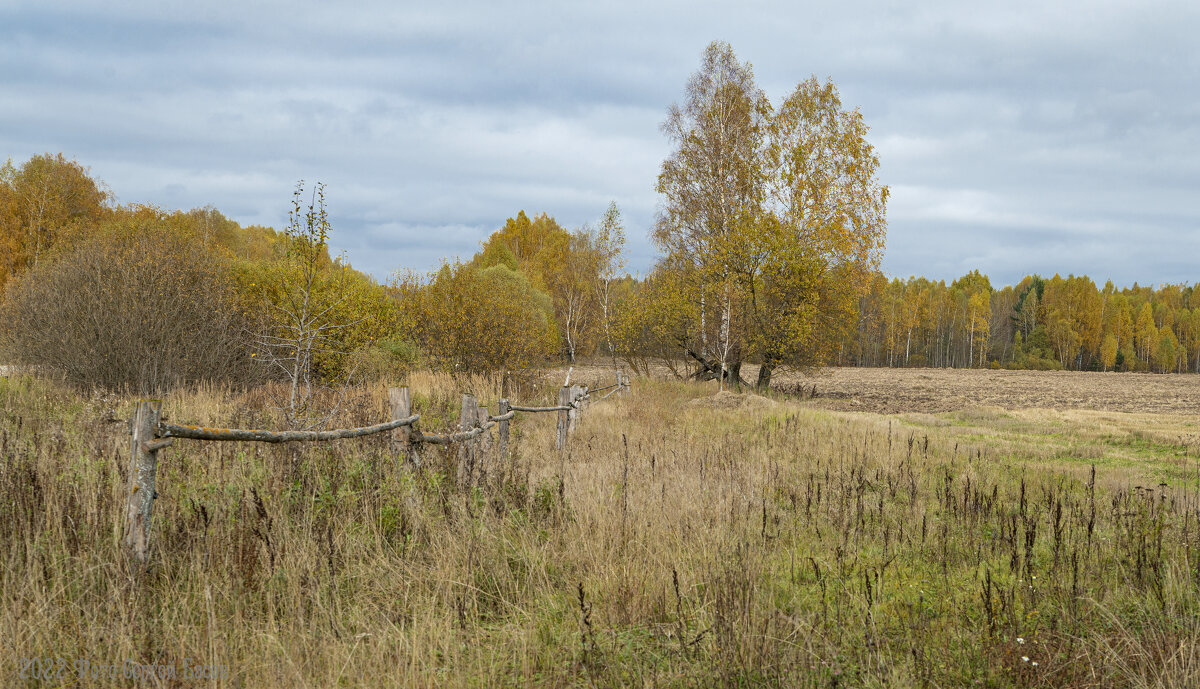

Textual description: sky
[3,0,1198,288]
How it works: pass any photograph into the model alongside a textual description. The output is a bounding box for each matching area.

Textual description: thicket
[0,214,256,393]
[0,159,406,395]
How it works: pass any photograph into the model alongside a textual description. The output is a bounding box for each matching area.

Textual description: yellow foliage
[392,261,558,373]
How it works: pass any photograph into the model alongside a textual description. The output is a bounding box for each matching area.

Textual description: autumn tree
[655,41,765,386]
[1154,326,1180,373]
[594,202,627,361]
[1134,302,1157,364]
[474,207,626,363]
[392,262,558,373]
[0,153,109,289]
[251,183,387,428]
[1099,333,1118,371]
[611,256,703,378]
[655,42,887,390]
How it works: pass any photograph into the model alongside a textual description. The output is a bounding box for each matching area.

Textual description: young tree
[253,182,370,429]
[393,261,558,373]
[594,201,627,362]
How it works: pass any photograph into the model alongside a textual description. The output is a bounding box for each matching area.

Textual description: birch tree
[594,201,626,363]
[254,182,368,429]
[655,41,766,387]
[655,42,888,390]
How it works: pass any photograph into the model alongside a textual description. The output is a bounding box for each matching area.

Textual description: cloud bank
[3,0,1197,287]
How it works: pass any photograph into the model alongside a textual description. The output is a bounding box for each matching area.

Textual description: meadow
[2,367,1199,687]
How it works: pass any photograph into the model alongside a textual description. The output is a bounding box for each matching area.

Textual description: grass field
[3,367,1200,687]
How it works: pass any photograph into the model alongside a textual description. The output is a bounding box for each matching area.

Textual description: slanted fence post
[389,386,420,468]
[556,386,570,450]
[497,398,510,459]
[126,400,170,565]
[458,394,479,484]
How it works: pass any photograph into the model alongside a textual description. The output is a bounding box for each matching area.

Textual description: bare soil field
[773,366,1200,415]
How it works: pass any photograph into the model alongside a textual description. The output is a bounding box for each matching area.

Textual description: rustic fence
[123,371,631,564]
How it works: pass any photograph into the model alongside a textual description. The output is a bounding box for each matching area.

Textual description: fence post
[568,384,582,432]
[477,405,492,453]
[389,386,420,468]
[126,400,165,565]
[556,386,570,450]
[498,398,510,459]
[458,394,479,484]
[620,372,630,395]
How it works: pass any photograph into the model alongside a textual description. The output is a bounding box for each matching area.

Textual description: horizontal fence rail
[158,415,420,443]
[507,404,574,413]
[121,370,631,566]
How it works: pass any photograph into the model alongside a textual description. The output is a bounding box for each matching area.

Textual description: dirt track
[772,367,1200,415]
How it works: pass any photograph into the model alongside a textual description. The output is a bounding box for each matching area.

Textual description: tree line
[2,150,1196,401]
[852,272,1200,373]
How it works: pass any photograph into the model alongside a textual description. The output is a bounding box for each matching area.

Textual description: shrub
[393,262,558,373]
[345,338,422,383]
[0,221,256,392]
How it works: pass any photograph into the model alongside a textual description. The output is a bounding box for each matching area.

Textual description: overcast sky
[3,0,1197,288]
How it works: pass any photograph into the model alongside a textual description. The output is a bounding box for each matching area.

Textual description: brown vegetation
[4,368,1200,687]
[0,220,255,393]
[773,366,1200,415]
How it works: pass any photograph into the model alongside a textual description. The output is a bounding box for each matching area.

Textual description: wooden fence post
[556,386,570,450]
[389,387,420,468]
[477,405,492,453]
[498,398,510,459]
[568,384,583,432]
[458,394,479,484]
[126,400,167,565]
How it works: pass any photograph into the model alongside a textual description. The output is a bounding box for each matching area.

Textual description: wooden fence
[123,371,631,564]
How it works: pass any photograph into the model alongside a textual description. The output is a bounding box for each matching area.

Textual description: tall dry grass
[2,371,1200,687]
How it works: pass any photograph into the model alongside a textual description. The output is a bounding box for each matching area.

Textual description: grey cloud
[2,0,1197,288]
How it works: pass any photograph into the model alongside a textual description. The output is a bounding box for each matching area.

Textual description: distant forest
[852,272,1200,373]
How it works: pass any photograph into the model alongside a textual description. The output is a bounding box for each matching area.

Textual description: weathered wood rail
[123,371,631,564]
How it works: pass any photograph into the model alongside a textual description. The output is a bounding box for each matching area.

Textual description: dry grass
[3,368,1200,687]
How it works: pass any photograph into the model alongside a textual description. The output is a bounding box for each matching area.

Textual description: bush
[0,222,257,392]
[345,338,422,383]
[393,262,558,373]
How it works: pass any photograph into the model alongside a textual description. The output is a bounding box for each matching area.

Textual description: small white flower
[1022,656,1029,663]
[1016,637,1025,644]
[1031,662,1039,667]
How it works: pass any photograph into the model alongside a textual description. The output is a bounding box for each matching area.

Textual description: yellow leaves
[392,261,557,373]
